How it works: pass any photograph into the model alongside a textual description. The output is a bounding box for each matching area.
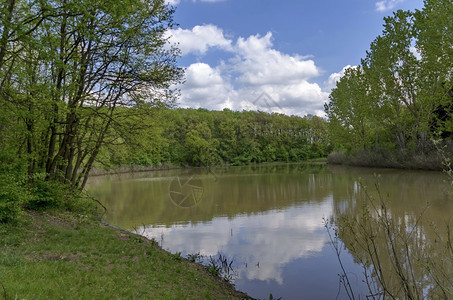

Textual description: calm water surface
[86,164,451,299]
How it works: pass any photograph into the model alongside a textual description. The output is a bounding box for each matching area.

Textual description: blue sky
[167,0,424,116]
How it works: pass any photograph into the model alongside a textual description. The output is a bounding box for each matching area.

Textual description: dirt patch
[111,230,154,246]
[25,252,81,262]
[27,210,80,229]
[114,232,130,241]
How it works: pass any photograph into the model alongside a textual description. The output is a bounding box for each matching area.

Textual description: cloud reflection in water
[140,196,333,285]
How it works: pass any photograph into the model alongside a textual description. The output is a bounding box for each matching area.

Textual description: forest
[94,108,330,170]
[325,0,452,169]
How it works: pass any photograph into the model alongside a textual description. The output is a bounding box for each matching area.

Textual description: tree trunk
[0,0,15,72]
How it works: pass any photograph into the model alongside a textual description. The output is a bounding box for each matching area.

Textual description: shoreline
[0,210,252,299]
[97,214,252,299]
[327,150,449,171]
[88,159,329,177]
[88,145,453,180]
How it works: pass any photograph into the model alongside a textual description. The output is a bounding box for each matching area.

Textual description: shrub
[0,172,29,224]
[26,178,69,210]
[63,191,99,216]
[26,176,98,216]
[326,151,347,165]
[347,149,393,168]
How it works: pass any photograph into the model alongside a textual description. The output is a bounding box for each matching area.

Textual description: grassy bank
[0,211,250,299]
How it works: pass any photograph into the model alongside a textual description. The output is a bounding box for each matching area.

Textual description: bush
[26,176,70,210]
[26,176,99,216]
[347,149,393,168]
[326,151,347,165]
[0,172,29,224]
[328,139,453,171]
[64,191,99,216]
[0,160,98,223]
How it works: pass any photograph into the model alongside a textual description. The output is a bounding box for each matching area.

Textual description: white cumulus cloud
[167,0,225,6]
[178,63,235,110]
[234,33,319,86]
[170,25,330,117]
[166,0,180,5]
[375,0,405,12]
[324,65,355,92]
[185,63,224,88]
[168,25,233,55]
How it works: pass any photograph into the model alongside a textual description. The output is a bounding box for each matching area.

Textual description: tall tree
[326,0,453,159]
[414,0,453,138]
[326,66,375,152]
[0,0,183,190]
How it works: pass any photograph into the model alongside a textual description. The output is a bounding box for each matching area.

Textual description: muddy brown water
[86,163,451,299]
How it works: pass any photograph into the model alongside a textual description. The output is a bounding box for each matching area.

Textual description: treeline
[325,0,452,169]
[96,108,331,169]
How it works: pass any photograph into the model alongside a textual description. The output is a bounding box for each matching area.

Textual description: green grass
[0,211,250,299]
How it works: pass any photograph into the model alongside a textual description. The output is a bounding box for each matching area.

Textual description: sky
[166,0,424,117]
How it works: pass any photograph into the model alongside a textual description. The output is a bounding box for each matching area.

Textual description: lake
[86,163,451,299]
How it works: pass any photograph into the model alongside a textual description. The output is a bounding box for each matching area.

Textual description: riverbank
[0,210,251,299]
[88,164,178,176]
[326,148,450,171]
[89,158,328,177]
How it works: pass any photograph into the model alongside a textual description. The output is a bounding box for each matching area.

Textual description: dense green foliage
[325,0,452,168]
[96,108,331,169]
[0,0,182,221]
[0,164,28,223]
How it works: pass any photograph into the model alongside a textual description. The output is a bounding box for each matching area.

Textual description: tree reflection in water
[330,174,453,299]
